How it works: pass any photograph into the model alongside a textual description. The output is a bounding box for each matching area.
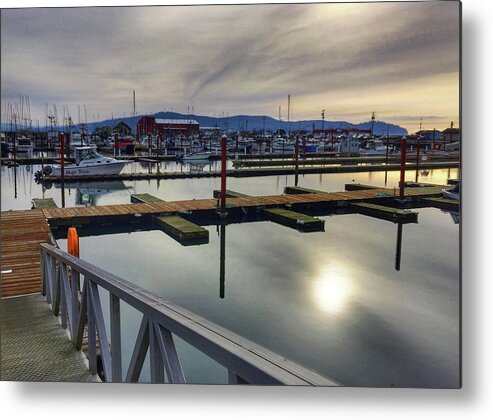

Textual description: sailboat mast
[278,105,281,136]
[287,94,290,140]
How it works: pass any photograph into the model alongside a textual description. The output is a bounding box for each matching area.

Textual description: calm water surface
[1,164,460,387]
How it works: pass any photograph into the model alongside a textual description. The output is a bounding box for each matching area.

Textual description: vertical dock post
[221,134,227,213]
[395,222,403,271]
[219,224,226,299]
[384,135,390,185]
[60,133,65,208]
[399,136,407,198]
[294,135,299,186]
[415,135,421,182]
[13,131,17,164]
[66,131,71,159]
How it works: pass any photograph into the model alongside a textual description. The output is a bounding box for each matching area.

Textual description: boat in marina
[272,138,295,153]
[359,140,387,156]
[38,146,130,177]
[11,136,34,154]
[179,151,212,161]
[442,183,460,200]
[1,132,8,157]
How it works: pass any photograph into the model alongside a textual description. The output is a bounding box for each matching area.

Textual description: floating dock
[344,183,380,191]
[31,198,58,209]
[156,215,209,245]
[33,160,459,182]
[40,185,446,230]
[233,155,457,168]
[349,203,418,223]
[263,208,324,232]
[421,197,460,211]
[130,193,164,204]
[284,186,325,195]
[212,190,250,198]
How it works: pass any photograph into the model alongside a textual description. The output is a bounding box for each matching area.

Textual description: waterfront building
[136,116,199,138]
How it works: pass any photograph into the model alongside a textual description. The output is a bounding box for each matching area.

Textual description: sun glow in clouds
[313,264,355,314]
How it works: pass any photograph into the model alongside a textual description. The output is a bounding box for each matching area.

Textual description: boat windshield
[77,149,104,162]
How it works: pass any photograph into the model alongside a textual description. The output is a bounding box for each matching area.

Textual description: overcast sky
[1,1,460,132]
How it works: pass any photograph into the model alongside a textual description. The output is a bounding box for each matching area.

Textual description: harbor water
[0,164,460,387]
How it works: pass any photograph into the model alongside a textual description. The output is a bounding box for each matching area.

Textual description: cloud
[0,2,460,131]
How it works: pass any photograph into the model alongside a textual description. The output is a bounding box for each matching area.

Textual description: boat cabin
[74,146,113,165]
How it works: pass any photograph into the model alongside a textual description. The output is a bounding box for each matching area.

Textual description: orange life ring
[67,227,79,258]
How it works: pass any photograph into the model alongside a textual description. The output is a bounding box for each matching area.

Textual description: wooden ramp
[1,210,51,297]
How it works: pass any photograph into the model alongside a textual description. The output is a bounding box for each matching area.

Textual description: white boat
[359,140,387,156]
[14,136,34,154]
[272,138,295,153]
[442,183,460,200]
[182,152,212,161]
[69,133,87,149]
[43,146,130,177]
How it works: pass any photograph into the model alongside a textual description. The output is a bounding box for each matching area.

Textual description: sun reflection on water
[313,264,355,314]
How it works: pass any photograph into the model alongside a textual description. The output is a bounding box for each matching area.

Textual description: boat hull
[50,161,129,177]
[182,153,211,161]
[442,190,460,200]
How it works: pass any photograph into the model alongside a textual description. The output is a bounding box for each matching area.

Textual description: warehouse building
[136,116,200,138]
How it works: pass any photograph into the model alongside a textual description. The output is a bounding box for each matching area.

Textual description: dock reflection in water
[44,180,132,206]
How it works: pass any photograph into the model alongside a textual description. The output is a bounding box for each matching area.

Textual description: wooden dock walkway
[0,210,52,298]
[41,185,445,226]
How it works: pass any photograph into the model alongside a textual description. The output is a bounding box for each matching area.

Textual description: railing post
[153,323,185,384]
[40,249,46,297]
[60,263,71,330]
[110,294,122,382]
[87,279,98,375]
[70,270,80,342]
[228,370,248,384]
[52,256,61,316]
[125,316,150,383]
[89,281,112,382]
[149,320,165,383]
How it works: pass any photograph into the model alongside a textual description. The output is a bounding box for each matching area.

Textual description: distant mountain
[1,111,408,136]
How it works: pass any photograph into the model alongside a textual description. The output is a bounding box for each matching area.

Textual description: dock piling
[220,134,227,214]
[399,136,407,198]
[60,133,65,208]
[295,135,299,187]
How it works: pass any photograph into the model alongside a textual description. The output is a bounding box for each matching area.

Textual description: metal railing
[40,243,339,386]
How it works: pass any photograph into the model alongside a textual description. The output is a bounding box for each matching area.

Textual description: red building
[136,116,199,138]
